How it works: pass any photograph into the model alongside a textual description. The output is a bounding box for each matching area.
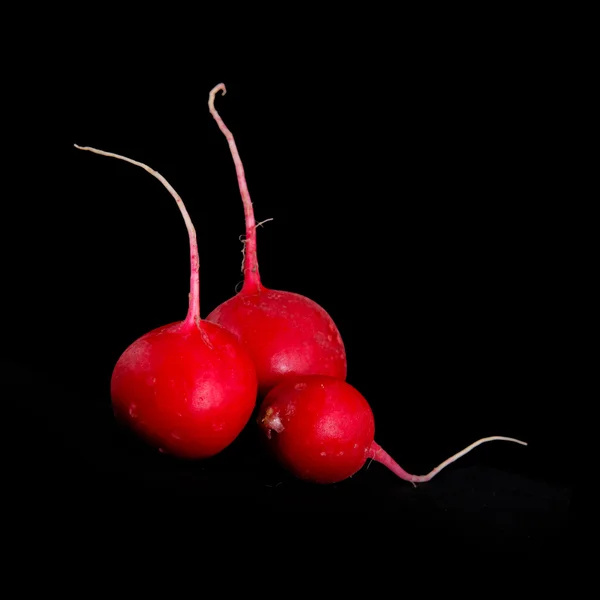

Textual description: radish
[258,375,527,484]
[75,145,258,459]
[207,84,347,397]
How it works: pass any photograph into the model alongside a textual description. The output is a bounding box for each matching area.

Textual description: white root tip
[209,83,227,104]
[419,435,528,483]
[255,218,274,229]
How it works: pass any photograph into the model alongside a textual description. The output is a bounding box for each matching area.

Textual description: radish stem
[208,83,261,293]
[74,145,201,328]
[369,436,528,486]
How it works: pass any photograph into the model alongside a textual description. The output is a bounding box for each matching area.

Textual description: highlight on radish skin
[257,375,527,485]
[75,145,258,459]
[206,84,347,397]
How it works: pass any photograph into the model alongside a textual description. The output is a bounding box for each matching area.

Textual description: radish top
[208,84,262,294]
[74,145,201,329]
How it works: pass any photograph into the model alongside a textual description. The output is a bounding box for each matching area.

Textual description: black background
[3,16,575,568]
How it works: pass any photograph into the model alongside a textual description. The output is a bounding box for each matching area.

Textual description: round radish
[75,145,258,459]
[258,375,527,484]
[206,84,347,397]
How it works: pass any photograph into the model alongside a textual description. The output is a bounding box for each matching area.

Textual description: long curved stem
[368,436,528,486]
[208,83,261,293]
[74,145,201,328]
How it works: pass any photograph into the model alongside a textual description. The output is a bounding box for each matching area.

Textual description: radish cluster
[74,83,527,486]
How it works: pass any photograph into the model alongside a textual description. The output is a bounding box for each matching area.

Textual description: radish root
[255,218,274,229]
[239,219,274,273]
[74,144,201,326]
[209,83,261,292]
[369,436,528,486]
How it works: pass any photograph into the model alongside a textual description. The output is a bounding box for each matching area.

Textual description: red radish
[207,84,347,397]
[75,144,258,459]
[258,375,527,484]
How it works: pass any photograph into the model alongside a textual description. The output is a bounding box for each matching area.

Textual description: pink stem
[368,436,528,487]
[208,83,261,293]
[74,145,201,328]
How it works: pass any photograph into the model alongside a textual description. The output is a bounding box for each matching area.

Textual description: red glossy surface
[257,375,374,483]
[111,320,258,459]
[207,287,347,398]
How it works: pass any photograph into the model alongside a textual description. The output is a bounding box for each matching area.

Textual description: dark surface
[8,356,571,568]
[4,35,574,567]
